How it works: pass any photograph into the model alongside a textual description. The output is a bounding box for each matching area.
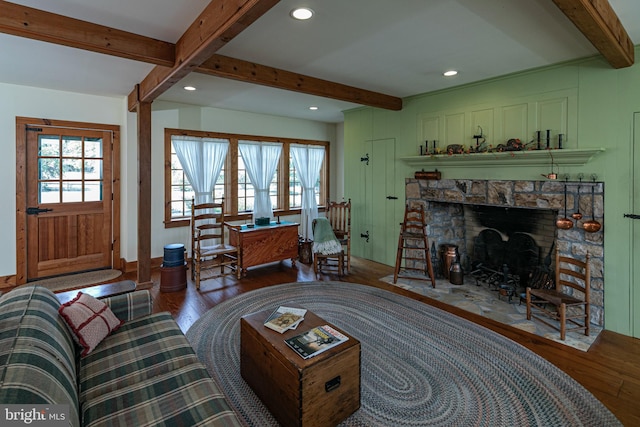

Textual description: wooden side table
[240,309,361,427]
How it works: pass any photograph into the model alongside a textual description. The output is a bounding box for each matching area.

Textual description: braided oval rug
[186,282,620,426]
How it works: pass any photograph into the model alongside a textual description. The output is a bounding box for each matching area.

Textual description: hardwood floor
[123,256,639,426]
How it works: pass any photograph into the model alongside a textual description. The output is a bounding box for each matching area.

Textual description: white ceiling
[1,0,638,123]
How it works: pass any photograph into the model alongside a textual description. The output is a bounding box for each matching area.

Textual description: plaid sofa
[0,284,241,427]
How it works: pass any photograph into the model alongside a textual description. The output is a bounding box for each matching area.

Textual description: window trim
[164,128,329,228]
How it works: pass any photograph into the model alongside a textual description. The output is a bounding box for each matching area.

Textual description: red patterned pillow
[59,292,123,357]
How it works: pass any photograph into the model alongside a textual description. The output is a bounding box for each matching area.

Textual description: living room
[1,1,639,425]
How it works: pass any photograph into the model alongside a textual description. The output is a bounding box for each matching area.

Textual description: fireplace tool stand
[470,263,520,303]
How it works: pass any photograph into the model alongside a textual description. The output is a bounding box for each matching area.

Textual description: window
[289,162,302,208]
[38,134,104,204]
[169,138,226,218]
[164,129,329,227]
[289,159,321,209]
[169,145,193,217]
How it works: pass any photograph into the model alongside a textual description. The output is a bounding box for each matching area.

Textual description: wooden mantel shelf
[399,148,605,168]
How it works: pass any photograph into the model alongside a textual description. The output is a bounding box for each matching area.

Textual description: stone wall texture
[405,178,605,326]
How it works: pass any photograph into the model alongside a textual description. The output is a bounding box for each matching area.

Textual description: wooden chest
[240,310,361,427]
[228,221,299,276]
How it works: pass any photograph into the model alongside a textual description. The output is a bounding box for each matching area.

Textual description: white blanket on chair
[312,218,343,255]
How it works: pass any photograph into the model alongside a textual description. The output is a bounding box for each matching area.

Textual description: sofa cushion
[102,288,152,322]
[79,312,205,401]
[80,311,241,427]
[0,286,80,427]
[81,364,241,427]
[59,292,123,357]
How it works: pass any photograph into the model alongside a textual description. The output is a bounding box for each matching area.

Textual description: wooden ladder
[393,204,436,287]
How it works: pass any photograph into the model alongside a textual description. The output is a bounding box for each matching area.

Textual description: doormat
[26,269,123,293]
[381,274,601,352]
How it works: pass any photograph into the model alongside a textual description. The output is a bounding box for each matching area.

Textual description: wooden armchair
[526,249,590,340]
[190,199,239,289]
[325,198,351,273]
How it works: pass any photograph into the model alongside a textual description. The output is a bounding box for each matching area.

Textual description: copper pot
[583,220,601,233]
[556,183,574,230]
[441,245,459,280]
[583,185,601,233]
[556,217,574,229]
[572,185,583,220]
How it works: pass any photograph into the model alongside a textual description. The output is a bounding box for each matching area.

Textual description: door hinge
[360,153,369,165]
[26,127,43,132]
[26,206,53,215]
[360,230,370,243]
[624,213,640,220]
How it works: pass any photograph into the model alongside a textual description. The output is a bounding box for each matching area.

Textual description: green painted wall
[344,49,640,338]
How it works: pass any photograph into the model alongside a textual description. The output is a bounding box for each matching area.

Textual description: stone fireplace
[405,178,605,326]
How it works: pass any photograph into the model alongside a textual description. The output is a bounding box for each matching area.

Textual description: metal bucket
[449,262,464,285]
[441,244,459,280]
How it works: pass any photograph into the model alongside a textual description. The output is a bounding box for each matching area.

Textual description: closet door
[353,138,397,266]
[633,113,640,336]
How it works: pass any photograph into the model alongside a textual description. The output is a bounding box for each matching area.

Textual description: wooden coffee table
[240,309,361,427]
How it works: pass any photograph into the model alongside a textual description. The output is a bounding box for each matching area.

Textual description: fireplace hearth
[405,178,605,326]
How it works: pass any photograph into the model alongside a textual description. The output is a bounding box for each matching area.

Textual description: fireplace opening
[462,205,557,301]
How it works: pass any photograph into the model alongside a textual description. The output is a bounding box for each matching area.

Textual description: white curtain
[171,135,229,204]
[291,144,325,240]
[238,141,282,222]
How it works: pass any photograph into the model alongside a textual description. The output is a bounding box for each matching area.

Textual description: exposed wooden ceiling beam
[6,1,630,109]
[128,0,281,110]
[0,1,402,112]
[552,0,634,68]
[198,54,403,111]
[0,1,174,67]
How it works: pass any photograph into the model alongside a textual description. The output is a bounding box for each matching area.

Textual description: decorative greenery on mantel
[399,148,605,168]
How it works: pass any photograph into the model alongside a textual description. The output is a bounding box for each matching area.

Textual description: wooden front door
[19,120,115,281]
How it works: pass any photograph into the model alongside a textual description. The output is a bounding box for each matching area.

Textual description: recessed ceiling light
[309,106,318,110]
[184,86,196,91]
[443,70,458,77]
[291,7,314,20]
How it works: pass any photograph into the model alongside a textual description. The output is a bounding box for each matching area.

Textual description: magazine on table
[285,324,349,359]
[263,306,307,333]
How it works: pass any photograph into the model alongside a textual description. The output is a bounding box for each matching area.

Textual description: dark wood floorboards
[122,257,639,426]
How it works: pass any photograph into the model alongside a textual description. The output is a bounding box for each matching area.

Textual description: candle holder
[546,129,551,149]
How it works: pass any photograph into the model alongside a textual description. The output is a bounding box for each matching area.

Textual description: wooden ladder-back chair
[190,198,240,289]
[312,217,345,277]
[526,249,590,340]
[325,198,351,273]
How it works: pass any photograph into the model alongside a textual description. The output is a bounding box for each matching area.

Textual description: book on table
[285,324,349,359]
[263,306,307,333]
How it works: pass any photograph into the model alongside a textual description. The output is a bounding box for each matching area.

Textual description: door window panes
[38,134,104,204]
